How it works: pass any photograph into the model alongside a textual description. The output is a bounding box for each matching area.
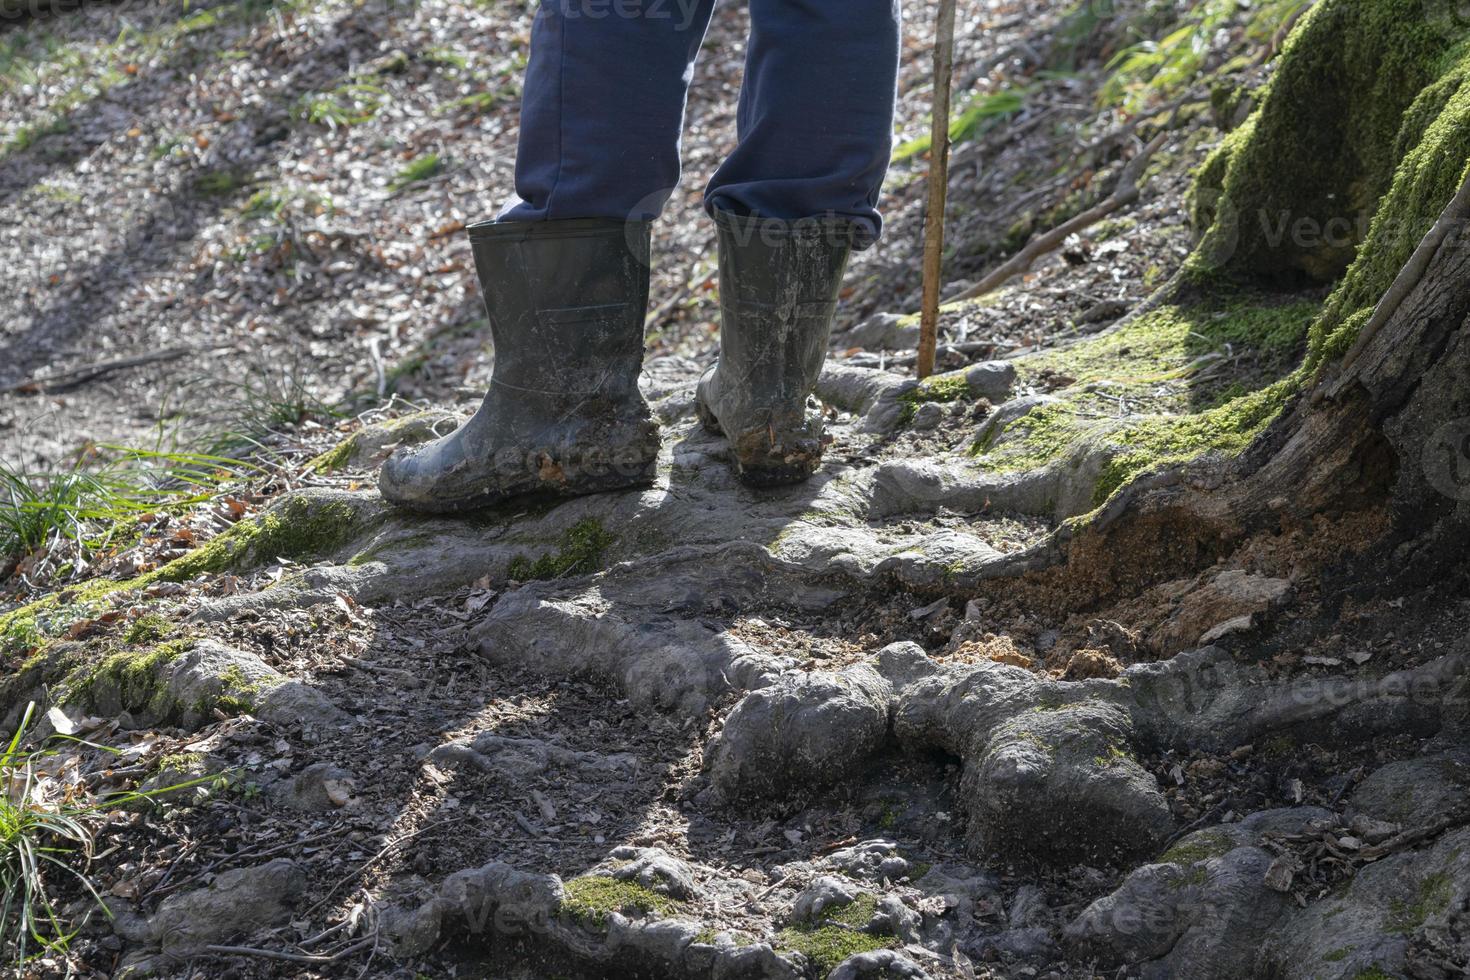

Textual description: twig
[204,936,377,964]
[917,0,959,380]
[647,265,717,329]
[6,346,224,395]
[951,129,1170,304]
[366,337,387,401]
[305,815,470,916]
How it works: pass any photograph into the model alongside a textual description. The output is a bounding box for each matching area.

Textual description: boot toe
[377,445,432,508]
[694,367,724,435]
[729,420,825,487]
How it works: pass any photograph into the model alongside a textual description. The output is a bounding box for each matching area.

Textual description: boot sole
[697,401,823,488]
[383,417,662,514]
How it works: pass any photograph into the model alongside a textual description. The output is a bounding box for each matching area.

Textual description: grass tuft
[390,154,443,192]
[0,702,214,967]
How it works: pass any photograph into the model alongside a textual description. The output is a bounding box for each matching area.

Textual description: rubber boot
[695,211,858,486]
[379,218,660,513]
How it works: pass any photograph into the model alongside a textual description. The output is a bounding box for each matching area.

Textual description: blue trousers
[498,0,901,248]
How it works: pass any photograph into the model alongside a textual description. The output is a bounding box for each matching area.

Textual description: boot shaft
[468,218,652,397]
[713,210,858,412]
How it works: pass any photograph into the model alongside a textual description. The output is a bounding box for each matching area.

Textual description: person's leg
[704,0,901,244]
[695,0,900,486]
[382,0,718,513]
[500,0,719,223]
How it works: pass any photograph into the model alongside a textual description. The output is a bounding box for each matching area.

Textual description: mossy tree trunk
[1047,180,1470,604]
[1006,0,1470,605]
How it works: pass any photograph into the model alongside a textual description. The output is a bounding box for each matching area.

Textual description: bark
[1002,180,1470,605]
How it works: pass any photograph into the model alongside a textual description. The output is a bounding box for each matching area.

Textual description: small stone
[910,402,945,430]
[1263,855,1297,892]
[790,876,858,923]
[1349,814,1399,842]
[964,360,1018,402]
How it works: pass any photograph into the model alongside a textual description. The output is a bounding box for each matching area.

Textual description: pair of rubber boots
[379,212,858,513]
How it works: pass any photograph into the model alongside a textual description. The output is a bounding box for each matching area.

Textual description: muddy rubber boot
[696,211,858,486]
[379,218,660,513]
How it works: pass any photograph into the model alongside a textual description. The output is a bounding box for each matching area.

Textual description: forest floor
[3,1,1469,979]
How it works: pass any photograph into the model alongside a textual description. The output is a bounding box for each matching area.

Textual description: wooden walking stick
[917,0,959,380]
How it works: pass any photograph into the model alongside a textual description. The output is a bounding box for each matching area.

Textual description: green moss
[561,876,679,928]
[1388,871,1454,933]
[1306,49,1470,371]
[146,495,370,583]
[64,639,193,715]
[307,436,356,475]
[122,614,174,646]
[507,519,615,581]
[1091,379,1294,503]
[1169,864,1211,890]
[1185,1,1470,376]
[1323,948,1351,963]
[213,663,268,714]
[2,578,137,660]
[1160,830,1236,866]
[898,372,973,423]
[0,645,83,715]
[776,895,893,973]
[0,604,44,660]
[1354,970,1393,980]
[155,751,205,775]
[1090,216,1139,241]
[1188,117,1254,244]
[973,300,1317,505]
[1191,0,1461,285]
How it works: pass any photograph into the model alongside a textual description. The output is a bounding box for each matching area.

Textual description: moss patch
[122,614,175,646]
[973,299,1318,506]
[1160,830,1236,866]
[307,436,357,475]
[776,895,894,974]
[1,577,136,660]
[1387,871,1454,933]
[898,372,973,424]
[1306,45,1470,371]
[146,494,371,583]
[1190,0,1462,285]
[62,638,193,716]
[561,876,679,928]
[506,519,614,581]
[1187,0,1470,375]
[213,663,268,715]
